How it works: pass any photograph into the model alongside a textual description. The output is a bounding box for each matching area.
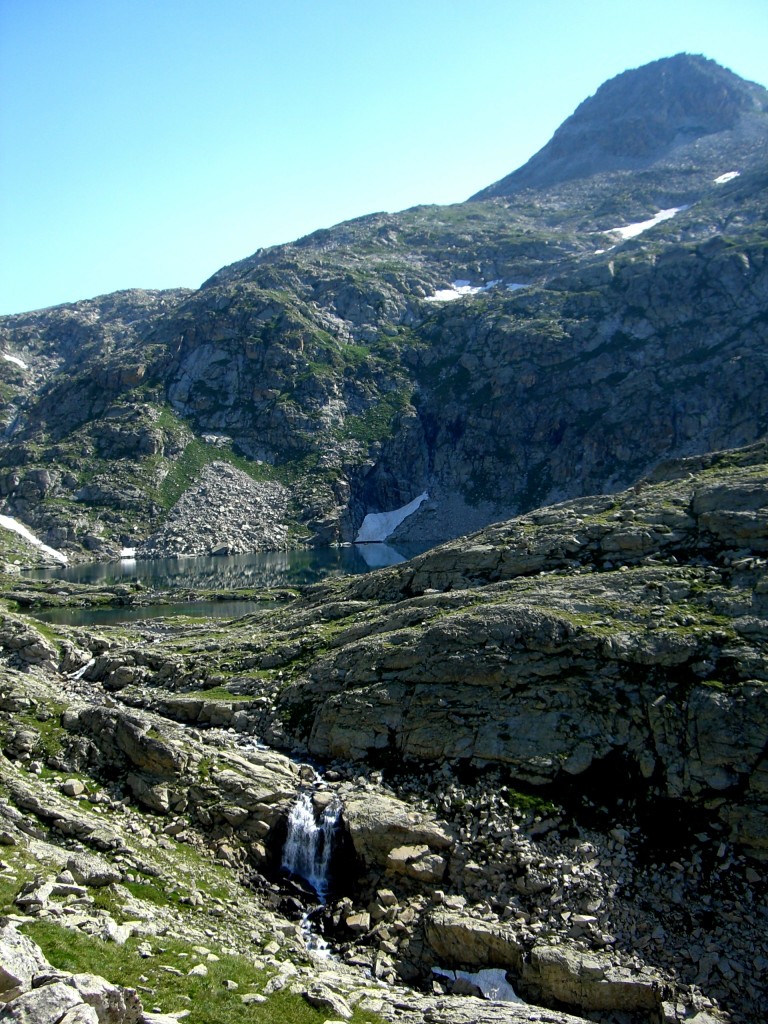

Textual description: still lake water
[32,543,415,626]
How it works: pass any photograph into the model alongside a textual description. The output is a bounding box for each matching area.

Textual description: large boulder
[341,789,452,870]
[424,909,525,973]
[1,982,86,1024]
[0,920,51,998]
[520,944,665,1015]
[0,923,142,1023]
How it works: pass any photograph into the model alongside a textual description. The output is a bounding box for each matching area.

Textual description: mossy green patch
[23,922,383,1024]
[502,787,559,817]
[336,387,413,446]
[10,706,67,761]
[0,858,37,915]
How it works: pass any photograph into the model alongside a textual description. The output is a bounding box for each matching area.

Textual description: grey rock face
[425,909,525,972]
[522,944,662,1014]
[0,920,52,996]
[66,852,122,888]
[342,790,452,870]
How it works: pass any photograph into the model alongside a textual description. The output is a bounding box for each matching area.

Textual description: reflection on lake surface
[33,543,415,591]
[35,599,274,627]
[30,544,424,625]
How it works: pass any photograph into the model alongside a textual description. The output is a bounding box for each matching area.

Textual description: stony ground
[136,461,290,558]
[1,442,767,1024]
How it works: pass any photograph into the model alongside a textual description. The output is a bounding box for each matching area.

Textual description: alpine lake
[28,543,417,626]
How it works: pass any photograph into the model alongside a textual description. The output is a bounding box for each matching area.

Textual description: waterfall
[281,791,341,900]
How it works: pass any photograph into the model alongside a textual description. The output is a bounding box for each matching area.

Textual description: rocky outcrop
[1,769,125,851]
[522,944,664,1015]
[341,790,453,871]
[0,614,58,671]
[56,702,302,859]
[424,909,525,972]
[473,54,768,195]
[424,912,666,1017]
[0,920,51,997]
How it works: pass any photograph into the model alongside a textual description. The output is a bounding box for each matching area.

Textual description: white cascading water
[281,791,341,900]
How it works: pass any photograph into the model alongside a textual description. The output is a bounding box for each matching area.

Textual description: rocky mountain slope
[472,53,768,195]
[1,54,767,559]
[0,440,766,1024]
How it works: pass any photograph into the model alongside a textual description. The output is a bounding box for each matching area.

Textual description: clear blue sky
[1,0,767,316]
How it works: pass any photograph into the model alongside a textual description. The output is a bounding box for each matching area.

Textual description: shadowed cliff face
[1,56,767,559]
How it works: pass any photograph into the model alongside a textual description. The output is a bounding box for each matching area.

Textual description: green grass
[124,879,176,907]
[24,921,383,1024]
[0,856,36,915]
[81,879,177,919]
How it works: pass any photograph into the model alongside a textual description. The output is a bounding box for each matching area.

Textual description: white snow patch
[424,279,511,302]
[355,492,429,544]
[432,966,524,1003]
[714,171,740,184]
[120,547,137,559]
[0,514,68,563]
[2,352,27,370]
[506,282,527,291]
[607,207,685,240]
[425,281,483,302]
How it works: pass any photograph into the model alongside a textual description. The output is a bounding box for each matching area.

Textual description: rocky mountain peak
[473,53,768,197]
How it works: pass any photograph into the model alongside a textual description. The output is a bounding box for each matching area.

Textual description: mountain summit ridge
[472,53,768,198]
